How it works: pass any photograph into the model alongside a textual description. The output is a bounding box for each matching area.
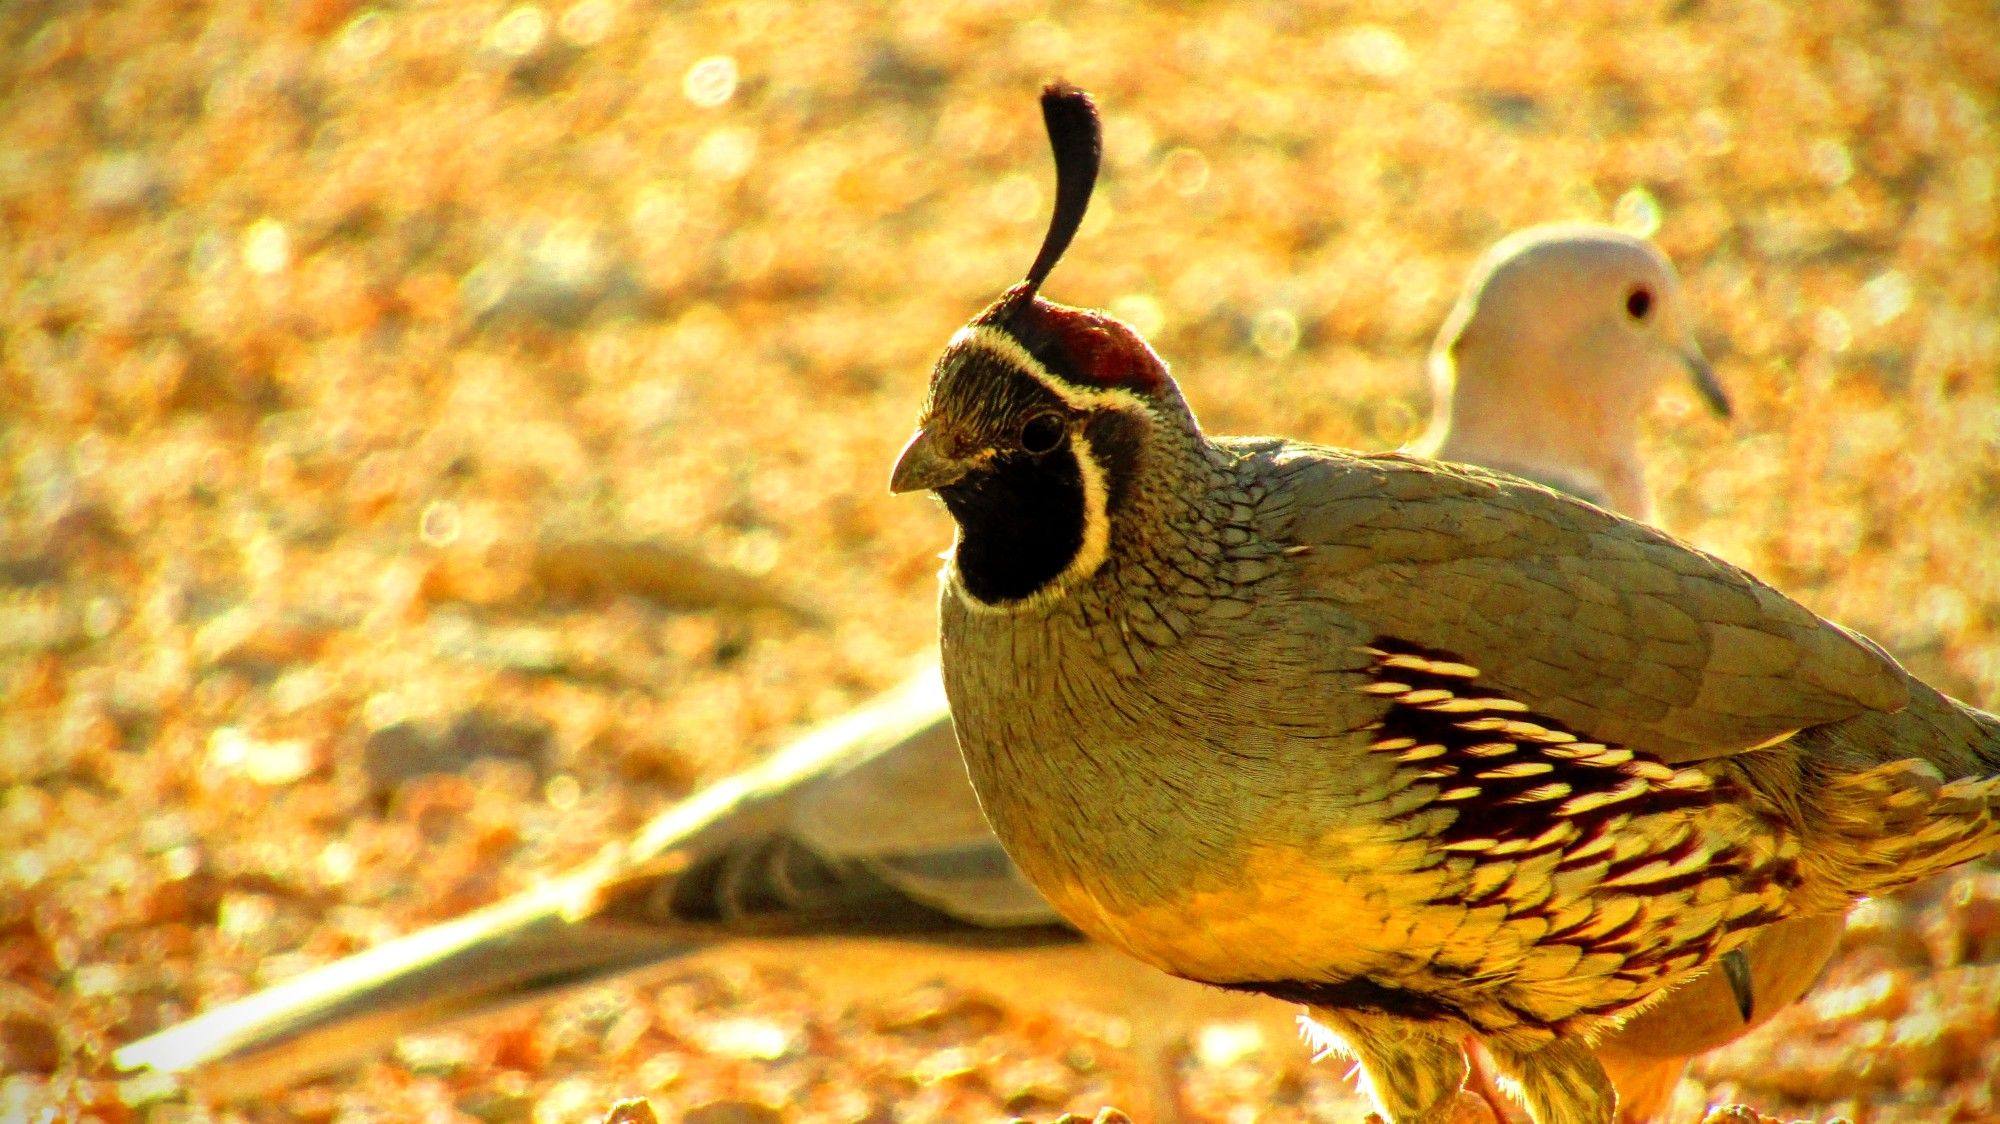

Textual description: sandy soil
[3,0,1997,1121]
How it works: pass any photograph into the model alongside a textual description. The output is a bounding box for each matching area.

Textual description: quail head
[893,84,2000,1124]
[1414,223,1733,522]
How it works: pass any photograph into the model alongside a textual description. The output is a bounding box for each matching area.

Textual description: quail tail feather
[1787,684,2000,907]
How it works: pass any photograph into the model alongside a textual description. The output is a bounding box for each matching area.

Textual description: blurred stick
[534,539,822,623]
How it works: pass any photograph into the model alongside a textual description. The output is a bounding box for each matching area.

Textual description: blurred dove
[1414,223,1734,523]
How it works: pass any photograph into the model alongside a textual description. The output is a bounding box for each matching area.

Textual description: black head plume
[1021,81,1102,299]
[962,84,1164,397]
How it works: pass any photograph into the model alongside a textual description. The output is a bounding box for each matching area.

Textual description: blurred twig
[534,539,822,624]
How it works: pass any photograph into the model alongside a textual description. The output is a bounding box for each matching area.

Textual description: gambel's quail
[113,218,1745,1116]
[115,113,1791,1124]
[891,84,2000,1124]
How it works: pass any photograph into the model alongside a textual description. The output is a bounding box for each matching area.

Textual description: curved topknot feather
[1023,82,1102,297]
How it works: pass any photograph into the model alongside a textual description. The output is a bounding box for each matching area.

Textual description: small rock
[600,1100,659,1124]
[680,1101,782,1124]
[192,606,330,676]
[995,1055,1074,1112]
[534,539,819,622]
[115,1068,181,1108]
[363,707,553,798]
[461,220,641,329]
[205,727,319,786]
[691,1015,795,1061]
[1700,1107,1777,1124]
[1924,871,2000,967]
[459,1074,535,1124]
[79,152,165,211]
[871,982,1006,1039]
[1807,968,1910,1025]
[1843,895,1932,967]
[392,1031,479,1078]
[0,1013,61,1074]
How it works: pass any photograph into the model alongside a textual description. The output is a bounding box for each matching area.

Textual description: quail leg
[1485,1038,1619,1124]
[1461,1038,1526,1122]
[1306,1008,1470,1123]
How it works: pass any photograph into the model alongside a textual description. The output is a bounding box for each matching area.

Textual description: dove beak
[889,427,969,494]
[1683,347,1732,419]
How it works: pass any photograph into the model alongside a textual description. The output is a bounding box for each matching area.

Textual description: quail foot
[894,83,2000,1124]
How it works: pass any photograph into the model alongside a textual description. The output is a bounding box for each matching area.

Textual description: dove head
[1422,224,1731,518]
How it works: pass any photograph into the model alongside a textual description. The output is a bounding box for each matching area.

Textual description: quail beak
[889,427,969,494]
[1683,346,1732,419]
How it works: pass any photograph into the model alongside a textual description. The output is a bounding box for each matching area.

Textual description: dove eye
[1019,413,1066,454]
[1625,286,1654,320]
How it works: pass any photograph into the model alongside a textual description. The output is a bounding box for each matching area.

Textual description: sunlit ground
[2,1,1996,1120]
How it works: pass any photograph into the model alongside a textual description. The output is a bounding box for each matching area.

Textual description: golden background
[4,0,1997,1119]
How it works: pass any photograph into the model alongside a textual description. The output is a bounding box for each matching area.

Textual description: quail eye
[1018,413,1066,454]
[1625,286,1653,320]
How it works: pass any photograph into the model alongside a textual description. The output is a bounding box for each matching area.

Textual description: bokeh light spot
[1815,308,1854,352]
[488,5,548,57]
[1251,309,1300,358]
[420,500,464,547]
[683,55,738,108]
[241,218,290,275]
[1809,139,1855,186]
[1161,148,1210,196]
[1104,114,1156,169]
[1109,294,1165,339]
[558,0,614,46]
[1612,187,1663,238]
[1337,25,1411,79]
[544,773,581,811]
[988,172,1042,224]
[336,10,391,61]
[1193,1021,1265,1068]
[691,126,757,180]
[1861,270,1913,326]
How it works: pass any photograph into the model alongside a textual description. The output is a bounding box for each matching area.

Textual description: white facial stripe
[1066,429,1113,589]
[946,427,1113,616]
[950,324,1158,417]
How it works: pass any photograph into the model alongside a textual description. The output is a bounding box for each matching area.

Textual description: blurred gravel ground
[2,0,1996,1121]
